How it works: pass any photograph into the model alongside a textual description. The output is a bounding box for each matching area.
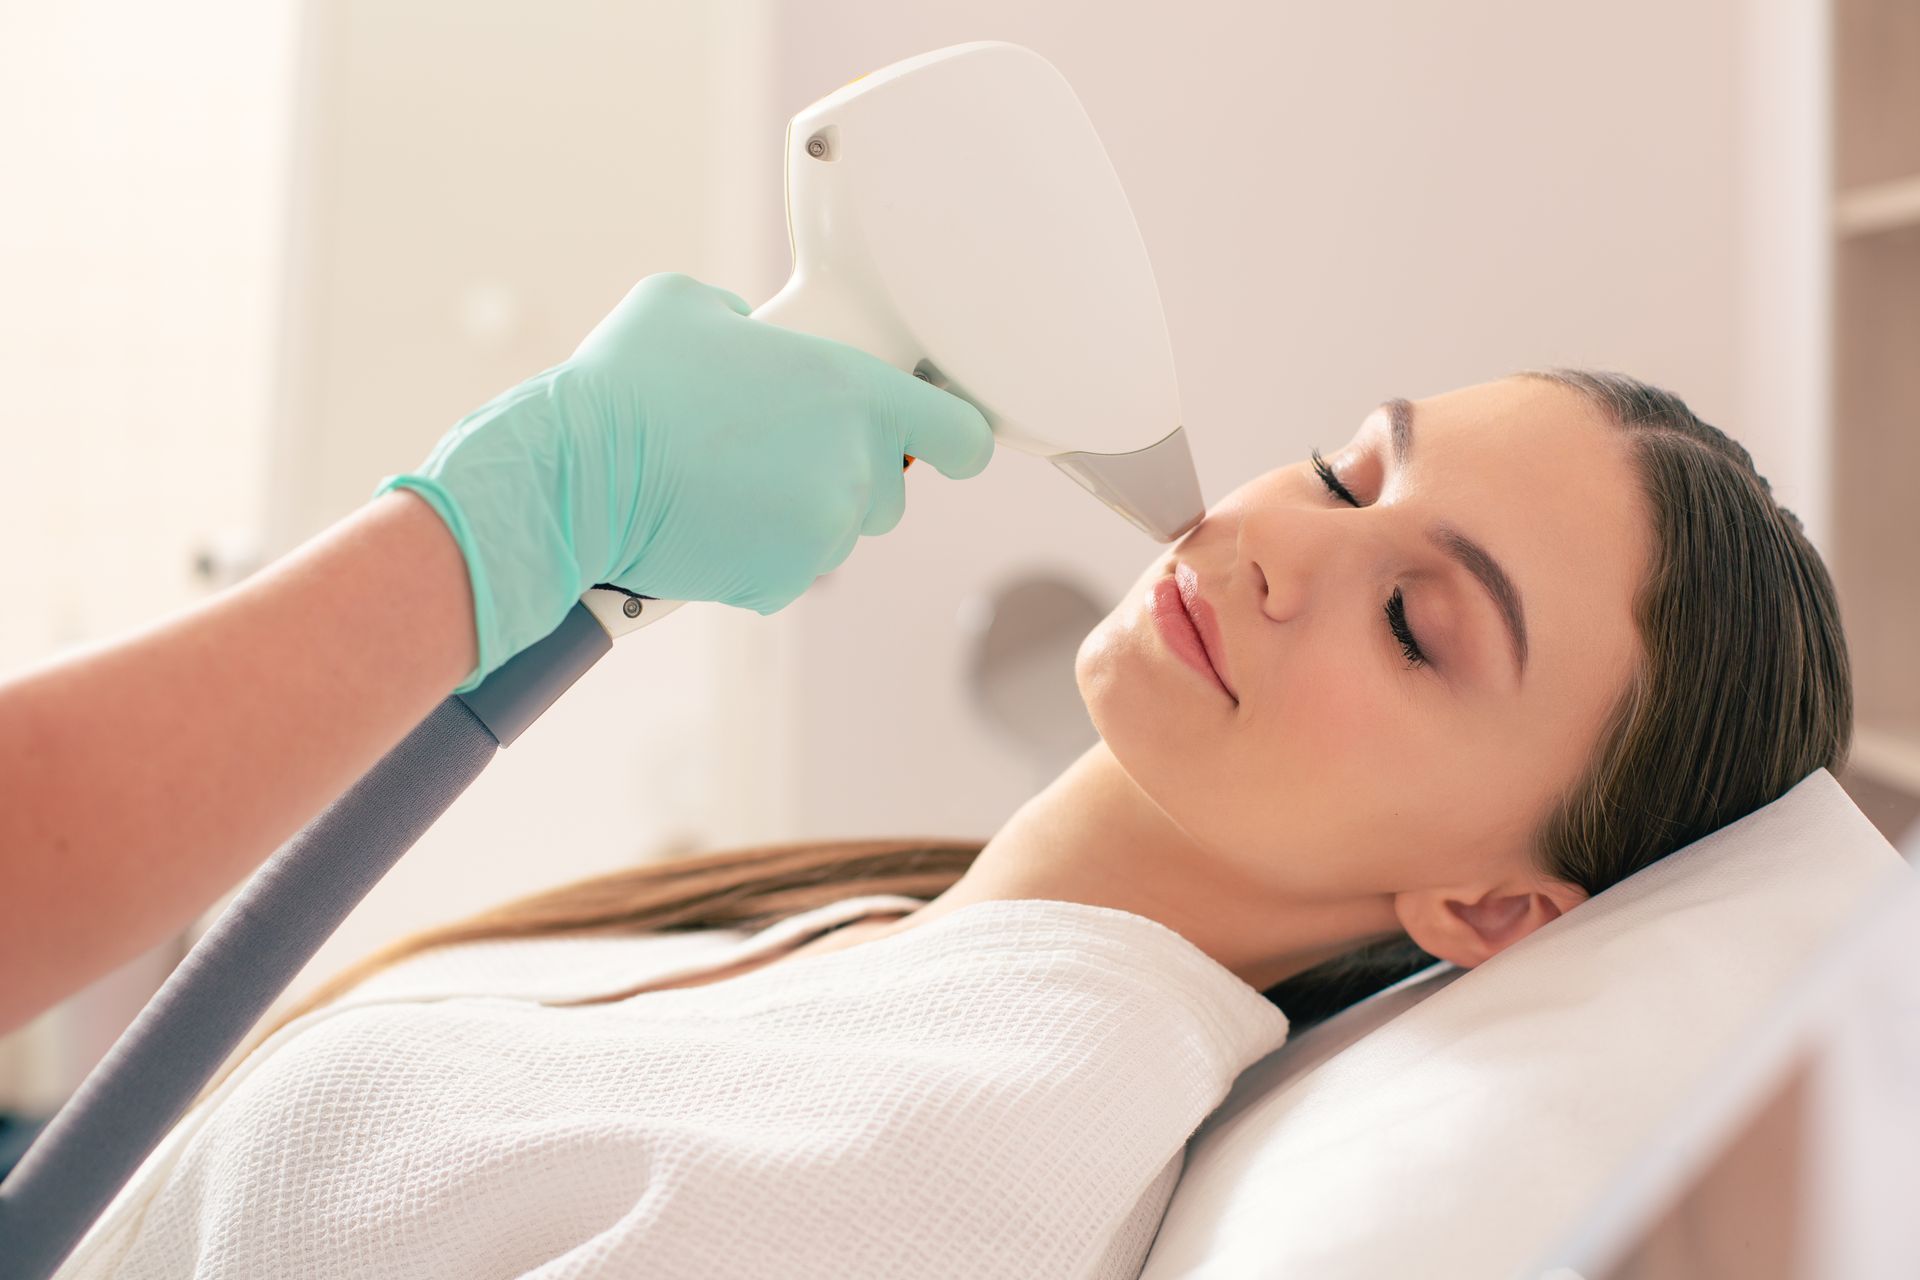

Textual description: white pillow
[1141,768,1913,1279]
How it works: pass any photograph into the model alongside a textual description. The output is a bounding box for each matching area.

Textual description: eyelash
[1309,449,1429,669]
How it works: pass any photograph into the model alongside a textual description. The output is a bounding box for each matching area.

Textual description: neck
[903,741,1398,992]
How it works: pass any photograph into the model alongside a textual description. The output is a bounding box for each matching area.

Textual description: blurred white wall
[1,0,1830,1101]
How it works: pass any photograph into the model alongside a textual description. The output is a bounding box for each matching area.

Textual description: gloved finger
[624,270,701,308]
[814,516,865,577]
[751,587,798,617]
[614,271,742,318]
[744,515,858,615]
[704,282,753,316]
[860,462,908,536]
[574,272,686,357]
[893,374,994,480]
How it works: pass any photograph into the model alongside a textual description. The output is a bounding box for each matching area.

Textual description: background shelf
[1830,0,1920,838]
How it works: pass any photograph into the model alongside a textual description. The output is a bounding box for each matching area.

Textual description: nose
[1238,497,1360,625]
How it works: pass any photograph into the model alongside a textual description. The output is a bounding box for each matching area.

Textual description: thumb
[894,375,994,480]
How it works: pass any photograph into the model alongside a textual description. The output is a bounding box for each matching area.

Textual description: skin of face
[827,376,1653,996]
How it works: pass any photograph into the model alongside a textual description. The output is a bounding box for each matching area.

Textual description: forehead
[1371,376,1650,693]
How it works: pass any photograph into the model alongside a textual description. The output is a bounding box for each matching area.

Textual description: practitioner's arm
[0,491,475,1032]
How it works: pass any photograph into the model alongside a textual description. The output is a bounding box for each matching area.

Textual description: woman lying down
[58,370,1851,1280]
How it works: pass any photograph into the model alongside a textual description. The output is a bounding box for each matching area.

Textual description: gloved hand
[377,272,994,693]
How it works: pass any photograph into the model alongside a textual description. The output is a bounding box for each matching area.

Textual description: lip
[1173,563,1237,701]
[1148,565,1237,703]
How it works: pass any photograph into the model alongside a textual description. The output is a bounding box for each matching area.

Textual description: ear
[1393,878,1589,969]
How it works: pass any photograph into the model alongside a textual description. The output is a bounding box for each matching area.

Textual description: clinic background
[2,0,1916,1120]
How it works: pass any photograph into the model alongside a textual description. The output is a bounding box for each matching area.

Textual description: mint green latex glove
[376,272,994,693]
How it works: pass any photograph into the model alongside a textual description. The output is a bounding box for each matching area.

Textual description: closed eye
[1309,449,1429,670]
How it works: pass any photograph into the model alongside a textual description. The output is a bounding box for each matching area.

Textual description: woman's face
[1076,375,1650,919]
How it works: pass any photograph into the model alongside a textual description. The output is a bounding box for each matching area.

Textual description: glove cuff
[373,473,499,694]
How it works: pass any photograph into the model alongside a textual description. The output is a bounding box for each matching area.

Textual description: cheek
[1211,654,1444,882]
[1242,618,1387,763]
[1220,644,1377,809]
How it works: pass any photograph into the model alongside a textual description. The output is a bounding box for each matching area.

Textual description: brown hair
[267,368,1854,1044]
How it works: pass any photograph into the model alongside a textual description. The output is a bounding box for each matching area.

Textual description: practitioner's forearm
[0,490,478,1031]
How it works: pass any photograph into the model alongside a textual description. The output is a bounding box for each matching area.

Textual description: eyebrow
[1380,397,1529,681]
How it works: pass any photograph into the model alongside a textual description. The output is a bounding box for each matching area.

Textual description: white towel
[56,895,1289,1279]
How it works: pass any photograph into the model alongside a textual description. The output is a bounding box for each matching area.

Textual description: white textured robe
[56,894,1289,1279]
